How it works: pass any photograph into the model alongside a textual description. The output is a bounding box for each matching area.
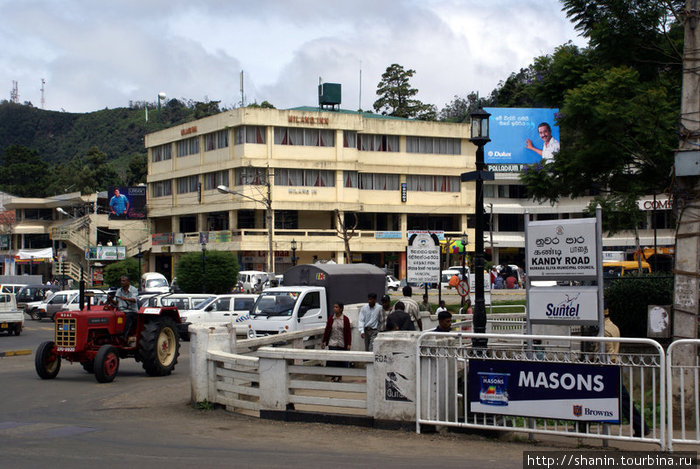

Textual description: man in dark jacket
[385,301,415,331]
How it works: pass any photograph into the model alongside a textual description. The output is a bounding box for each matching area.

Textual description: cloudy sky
[0,0,587,114]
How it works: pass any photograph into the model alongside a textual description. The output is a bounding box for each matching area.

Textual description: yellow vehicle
[602,260,652,278]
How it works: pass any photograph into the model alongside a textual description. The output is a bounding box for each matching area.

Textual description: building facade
[145,107,476,278]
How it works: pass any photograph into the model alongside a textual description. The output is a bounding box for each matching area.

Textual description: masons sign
[526,218,597,277]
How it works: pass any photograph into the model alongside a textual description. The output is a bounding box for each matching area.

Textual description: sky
[0,0,587,114]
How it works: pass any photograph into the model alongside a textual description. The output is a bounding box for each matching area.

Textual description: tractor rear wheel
[139,317,180,377]
[94,345,119,383]
[35,341,61,379]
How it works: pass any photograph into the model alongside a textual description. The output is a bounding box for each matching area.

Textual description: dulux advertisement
[483,108,559,165]
[469,359,620,422]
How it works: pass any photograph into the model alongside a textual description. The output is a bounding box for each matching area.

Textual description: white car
[179,294,258,339]
[386,275,400,291]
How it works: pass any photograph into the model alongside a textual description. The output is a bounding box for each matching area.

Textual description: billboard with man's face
[107,186,147,220]
[483,108,560,166]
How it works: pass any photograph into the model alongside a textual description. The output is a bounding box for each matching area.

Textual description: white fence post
[259,356,288,410]
[190,324,232,404]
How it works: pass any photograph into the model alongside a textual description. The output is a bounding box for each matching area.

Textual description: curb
[0,349,32,358]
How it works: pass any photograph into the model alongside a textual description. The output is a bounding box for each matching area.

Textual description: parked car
[0,292,23,335]
[16,284,59,313]
[386,275,400,291]
[179,293,258,339]
[144,293,214,310]
[140,272,170,294]
[31,289,105,321]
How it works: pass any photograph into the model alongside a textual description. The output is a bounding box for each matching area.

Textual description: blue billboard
[469,359,620,422]
[483,108,559,165]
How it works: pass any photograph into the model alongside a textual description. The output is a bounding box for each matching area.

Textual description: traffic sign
[456,280,470,297]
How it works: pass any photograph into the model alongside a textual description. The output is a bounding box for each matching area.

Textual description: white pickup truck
[248,263,386,340]
[0,293,23,336]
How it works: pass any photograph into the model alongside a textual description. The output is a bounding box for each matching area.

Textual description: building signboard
[376,231,402,239]
[107,186,147,220]
[86,246,127,261]
[468,359,620,422]
[528,286,599,324]
[483,107,559,164]
[526,218,597,278]
[151,233,173,245]
[406,232,440,284]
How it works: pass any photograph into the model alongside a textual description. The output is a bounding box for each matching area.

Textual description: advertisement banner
[107,186,147,220]
[528,286,599,324]
[87,246,127,261]
[526,218,597,277]
[483,108,559,164]
[469,359,620,422]
[151,233,173,245]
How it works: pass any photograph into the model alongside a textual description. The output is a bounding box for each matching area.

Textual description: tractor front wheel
[139,318,180,377]
[35,341,61,379]
[94,345,119,383]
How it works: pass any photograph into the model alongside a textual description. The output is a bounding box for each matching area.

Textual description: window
[274,127,335,147]
[177,136,200,157]
[179,215,196,232]
[343,131,357,148]
[23,209,53,220]
[152,143,172,162]
[274,210,298,229]
[358,173,399,190]
[177,175,199,194]
[235,126,266,144]
[406,175,460,192]
[204,130,229,151]
[483,184,496,198]
[498,214,524,232]
[357,134,399,152]
[343,171,358,188]
[406,137,461,155]
[152,180,172,197]
[274,169,335,187]
[237,167,268,185]
[203,170,229,190]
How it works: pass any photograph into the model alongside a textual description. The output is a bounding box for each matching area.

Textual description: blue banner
[469,359,620,422]
[483,108,559,164]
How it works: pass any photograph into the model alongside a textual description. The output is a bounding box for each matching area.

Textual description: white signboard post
[526,218,598,277]
[406,232,440,285]
[525,210,604,333]
[528,286,600,325]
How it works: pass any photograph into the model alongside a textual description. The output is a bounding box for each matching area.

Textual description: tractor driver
[115,275,139,340]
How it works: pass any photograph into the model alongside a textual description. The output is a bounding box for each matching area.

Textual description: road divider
[0,349,32,357]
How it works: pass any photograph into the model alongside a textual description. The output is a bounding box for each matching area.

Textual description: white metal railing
[416,332,666,450]
[666,339,700,451]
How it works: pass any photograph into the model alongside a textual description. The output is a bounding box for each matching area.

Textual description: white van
[237,271,271,294]
[140,272,170,294]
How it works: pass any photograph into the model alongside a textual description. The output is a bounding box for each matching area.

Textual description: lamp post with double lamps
[460,232,468,307]
[461,107,492,345]
[217,184,274,274]
[157,92,166,129]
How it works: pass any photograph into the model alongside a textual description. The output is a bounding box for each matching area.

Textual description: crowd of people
[490,264,520,289]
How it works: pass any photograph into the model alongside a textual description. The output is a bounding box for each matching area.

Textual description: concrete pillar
[258,357,288,410]
[372,332,419,422]
[189,324,232,404]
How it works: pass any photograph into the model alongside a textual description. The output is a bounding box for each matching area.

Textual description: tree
[334,210,358,263]
[0,145,50,196]
[373,64,436,120]
[126,153,147,185]
[439,92,493,122]
[247,101,275,109]
[103,258,140,287]
[175,250,239,294]
[48,146,121,195]
[193,100,221,119]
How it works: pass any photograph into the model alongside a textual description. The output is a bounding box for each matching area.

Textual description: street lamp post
[461,232,468,307]
[217,183,273,274]
[201,240,207,293]
[137,242,143,277]
[291,239,298,266]
[462,107,492,344]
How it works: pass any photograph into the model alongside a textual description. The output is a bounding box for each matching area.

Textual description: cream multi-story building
[145,107,477,278]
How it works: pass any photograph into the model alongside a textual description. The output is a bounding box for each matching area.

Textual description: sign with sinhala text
[528,287,599,324]
[406,232,440,284]
[526,218,597,277]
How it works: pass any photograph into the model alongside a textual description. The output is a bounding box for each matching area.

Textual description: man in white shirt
[358,293,382,351]
[525,122,560,163]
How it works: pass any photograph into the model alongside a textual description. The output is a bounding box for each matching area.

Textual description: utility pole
[673,1,700,343]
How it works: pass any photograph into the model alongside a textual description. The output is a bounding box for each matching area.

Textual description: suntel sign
[529,286,599,324]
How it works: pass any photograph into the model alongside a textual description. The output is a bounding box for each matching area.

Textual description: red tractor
[35,300,182,383]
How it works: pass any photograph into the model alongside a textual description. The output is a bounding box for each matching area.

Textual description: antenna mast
[10,80,18,103]
[41,78,46,109]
